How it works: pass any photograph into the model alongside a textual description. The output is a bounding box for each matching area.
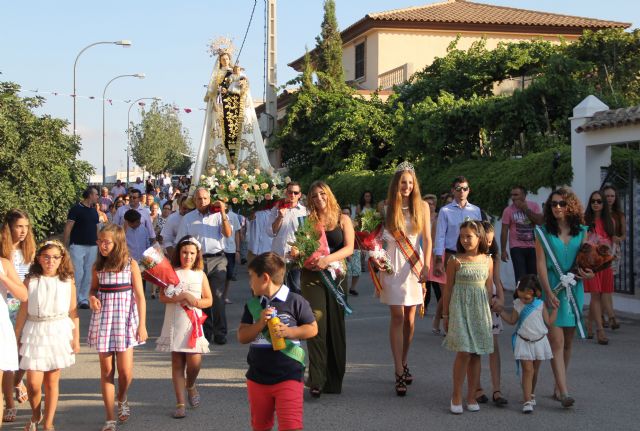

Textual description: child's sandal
[187,385,200,408]
[173,403,186,419]
[117,399,130,422]
[3,407,18,422]
[100,420,117,431]
[395,373,407,397]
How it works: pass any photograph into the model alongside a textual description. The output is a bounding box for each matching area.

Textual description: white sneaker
[523,401,534,414]
[531,394,536,406]
[450,400,463,414]
[467,403,480,412]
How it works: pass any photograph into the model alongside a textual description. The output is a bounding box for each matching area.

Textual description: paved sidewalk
[5,266,639,430]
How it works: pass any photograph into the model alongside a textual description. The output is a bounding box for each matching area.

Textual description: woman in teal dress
[535,188,594,408]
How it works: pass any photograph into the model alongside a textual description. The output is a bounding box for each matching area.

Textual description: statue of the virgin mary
[192,37,272,180]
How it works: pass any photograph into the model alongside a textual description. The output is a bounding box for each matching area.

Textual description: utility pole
[264,0,278,166]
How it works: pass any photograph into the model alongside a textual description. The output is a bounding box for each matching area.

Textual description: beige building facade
[289,0,630,91]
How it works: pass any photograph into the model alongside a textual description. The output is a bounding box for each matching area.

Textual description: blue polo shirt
[241,285,315,385]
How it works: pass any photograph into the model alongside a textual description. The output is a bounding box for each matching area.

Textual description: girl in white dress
[157,236,212,419]
[0,256,28,428]
[375,162,431,396]
[498,275,556,414]
[14,240,79,431]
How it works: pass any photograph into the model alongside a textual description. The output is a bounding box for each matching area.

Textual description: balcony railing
[378,63,410,90]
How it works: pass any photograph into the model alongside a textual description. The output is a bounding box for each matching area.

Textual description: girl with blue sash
[534,188,594,408]
[499,275,556,413]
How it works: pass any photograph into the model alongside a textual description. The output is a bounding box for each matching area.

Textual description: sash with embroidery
[246,297,306,366]
[511,298,543,375]
[535,226,586,339]
[390,229,427,317]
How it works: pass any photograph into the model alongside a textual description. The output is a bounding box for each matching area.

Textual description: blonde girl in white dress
[376,162,431,396]
[0,256,28,428]
[14,241,80,431]
[157,236,212,419]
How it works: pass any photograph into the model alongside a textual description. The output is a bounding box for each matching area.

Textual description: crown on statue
[395,161,415,173]
[208,36,236,58]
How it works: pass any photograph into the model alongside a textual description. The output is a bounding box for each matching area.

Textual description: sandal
[402,364,413,385]
[23,413,43,431]
[395,373,407,397]
[596,329,609,345]
[558,394,575,408]
[3,407,18,422]
[492,390,508,406]
[101,420,117,431]
[475,388,489,404]
[309,387,321,398]
[187,385,200,408]
[173,403,186,419]
[610,316,620,330]
[15,382,28,403]
[117,399,130,422]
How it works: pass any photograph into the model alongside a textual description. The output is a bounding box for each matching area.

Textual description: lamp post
[102,73,145,186]
[72,40,131,136]
[127,97,161,187]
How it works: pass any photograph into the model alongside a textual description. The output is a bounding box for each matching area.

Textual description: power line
[235,0,258,65]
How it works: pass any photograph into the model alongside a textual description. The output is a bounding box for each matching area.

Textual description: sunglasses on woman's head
[550,200,567,208]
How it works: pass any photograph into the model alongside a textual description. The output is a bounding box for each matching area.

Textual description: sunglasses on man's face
[287,190,301,196]
[550,200,568,208]
[454,186,469,192]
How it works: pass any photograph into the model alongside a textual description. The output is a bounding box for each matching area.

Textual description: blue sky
[2,0,638,177]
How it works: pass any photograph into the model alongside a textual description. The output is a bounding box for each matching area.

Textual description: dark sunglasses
[287,190,301,196]
[454,186,469,192]
[550,200,567,208]
[591,199,603,205]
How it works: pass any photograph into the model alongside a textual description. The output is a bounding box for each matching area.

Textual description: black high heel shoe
[402,364,413,385]
[395,373,407,396]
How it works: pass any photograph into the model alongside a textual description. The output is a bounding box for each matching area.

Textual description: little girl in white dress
[499,275,556,414]
[157,236,213,419]
[15,240,79,431]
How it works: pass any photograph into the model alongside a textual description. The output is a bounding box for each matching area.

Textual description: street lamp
[127,97,161,187]
[72,40,132,136]
[102,73,145,186]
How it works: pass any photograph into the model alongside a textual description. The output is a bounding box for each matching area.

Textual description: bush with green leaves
[0,82,93,239]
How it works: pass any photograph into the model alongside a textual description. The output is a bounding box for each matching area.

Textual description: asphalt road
[5,266,639,431]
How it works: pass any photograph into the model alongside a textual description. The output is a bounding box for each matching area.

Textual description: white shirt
[176,209,227,255]
[434,200,482,256]
[223,211,241,253]
[269,203,307,256]
[248,210,273,255]
[110,185,126,199]
[132,182,145,194]
[113,204,156,240]
[160,211,184,250]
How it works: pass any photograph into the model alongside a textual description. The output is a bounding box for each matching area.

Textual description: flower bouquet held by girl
[139,245,181,289]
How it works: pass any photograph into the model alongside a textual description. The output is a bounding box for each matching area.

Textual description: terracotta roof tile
[576,105,640,133]
[368,0,630,29]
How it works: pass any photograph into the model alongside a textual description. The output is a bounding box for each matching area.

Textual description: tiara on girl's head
[179,237,202,251]
[207,36,235,58]
[395,161,415,173]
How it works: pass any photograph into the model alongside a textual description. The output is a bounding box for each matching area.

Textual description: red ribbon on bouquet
[182,305,208,348]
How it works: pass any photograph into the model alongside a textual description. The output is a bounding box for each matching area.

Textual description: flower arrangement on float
[198,164,289,213]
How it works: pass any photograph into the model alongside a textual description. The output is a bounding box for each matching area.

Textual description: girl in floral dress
[443,221,493,414]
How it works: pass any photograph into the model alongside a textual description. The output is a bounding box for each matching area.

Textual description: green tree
[0,82,93,239]
[129,101,192,175]
[314,0,344,89]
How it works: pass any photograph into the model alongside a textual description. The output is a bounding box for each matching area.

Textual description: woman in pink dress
[583,190,615,345]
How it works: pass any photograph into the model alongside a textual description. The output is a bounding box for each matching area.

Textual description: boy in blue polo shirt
[238,252,317,431]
